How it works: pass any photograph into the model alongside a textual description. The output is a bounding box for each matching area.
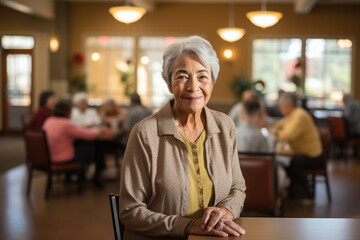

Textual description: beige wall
[69,2,360,102]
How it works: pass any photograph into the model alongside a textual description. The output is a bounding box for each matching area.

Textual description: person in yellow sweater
[274,92,322,201]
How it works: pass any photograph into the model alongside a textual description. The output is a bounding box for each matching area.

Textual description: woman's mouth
[183,96,203,101]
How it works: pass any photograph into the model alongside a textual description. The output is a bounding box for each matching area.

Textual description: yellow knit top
[274,107,322,157]
[179,129,215,219]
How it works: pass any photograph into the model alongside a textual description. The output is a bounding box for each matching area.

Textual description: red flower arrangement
[73,53,85,64]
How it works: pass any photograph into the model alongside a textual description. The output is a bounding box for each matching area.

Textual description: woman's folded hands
[188,207,246,237]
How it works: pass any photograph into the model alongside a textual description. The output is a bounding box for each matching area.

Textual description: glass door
[2,50,33,133]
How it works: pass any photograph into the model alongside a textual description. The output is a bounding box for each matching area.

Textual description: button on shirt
[178,129,214,219]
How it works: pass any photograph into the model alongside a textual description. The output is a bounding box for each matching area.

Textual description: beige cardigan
[119,101,246,240]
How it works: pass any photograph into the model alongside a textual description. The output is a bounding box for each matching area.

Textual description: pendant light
[109,0,147,24]
[246,0,283,29]
[217,2,246,43]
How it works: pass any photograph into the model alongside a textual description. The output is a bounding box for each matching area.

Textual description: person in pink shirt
[43,100,100,173]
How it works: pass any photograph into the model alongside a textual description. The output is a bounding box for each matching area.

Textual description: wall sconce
[337,39,352,48]
[49,37,59,52]
[91,52,100,61]
[224,49,233,59]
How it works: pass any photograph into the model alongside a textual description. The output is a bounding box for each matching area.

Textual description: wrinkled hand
[188,219,230,237]
[201,207,245,236]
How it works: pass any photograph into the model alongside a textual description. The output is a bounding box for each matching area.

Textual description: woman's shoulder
[130,112,157,133]
[207,108,235,126]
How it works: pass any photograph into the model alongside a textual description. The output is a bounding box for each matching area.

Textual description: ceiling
[1,0,360,19]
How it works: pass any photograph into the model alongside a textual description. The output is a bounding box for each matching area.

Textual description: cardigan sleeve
[215,121,246,219]
[118,125,194,238]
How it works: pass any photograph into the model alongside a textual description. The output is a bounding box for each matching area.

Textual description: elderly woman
[71,92,101,127]
[119,36,246,240]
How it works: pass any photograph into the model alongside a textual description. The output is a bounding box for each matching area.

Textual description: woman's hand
[188,219,229,237]
[201,207,245,236]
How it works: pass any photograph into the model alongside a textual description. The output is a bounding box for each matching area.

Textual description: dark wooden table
[188,217,360,240]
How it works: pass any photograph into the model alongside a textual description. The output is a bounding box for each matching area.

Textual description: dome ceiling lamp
[109,0,147,24]
[217,2,246,43]
[246,0,283,29]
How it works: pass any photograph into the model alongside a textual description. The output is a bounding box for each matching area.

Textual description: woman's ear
[168,83,173,94]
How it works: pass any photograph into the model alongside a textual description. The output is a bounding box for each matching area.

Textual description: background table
[188,217,360,240]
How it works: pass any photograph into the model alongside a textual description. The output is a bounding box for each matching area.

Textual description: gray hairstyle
[161,36,219,86]
[72,92,88,105]
[280,92,298,107]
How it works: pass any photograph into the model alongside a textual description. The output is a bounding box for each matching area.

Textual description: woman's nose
[186,76,199,92]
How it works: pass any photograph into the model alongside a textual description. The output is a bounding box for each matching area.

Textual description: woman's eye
[177,75,187,80]
[199,75,208,80]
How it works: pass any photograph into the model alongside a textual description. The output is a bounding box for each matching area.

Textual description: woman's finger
[224,220,246,235]
[205,211,222,232]
[201,208,215,229]
[222,224,241,237]
[215,221,224,231]
[209,228,229,237]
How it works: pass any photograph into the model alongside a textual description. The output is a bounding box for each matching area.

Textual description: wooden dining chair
[328,117,360,158]
[305,127,332,203]
[109,193,125,240]
[24,129,83,199]
[238,152,282,216]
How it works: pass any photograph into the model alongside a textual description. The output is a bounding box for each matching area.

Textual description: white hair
[161,36,219,87]
[72,92,88,105]
[280,92,298,107]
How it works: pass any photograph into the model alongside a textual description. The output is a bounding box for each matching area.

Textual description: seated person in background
[43,100,100,175]
[274,92,322,201]
[343,93,360,137]
[29,90,57,129]
[99,97,124,129]
[122,92,152,142]
[71,92,101,127]
[228,90,255,127]
[229,90,268,128]
[237,99,289,193]
[236,99,270,153]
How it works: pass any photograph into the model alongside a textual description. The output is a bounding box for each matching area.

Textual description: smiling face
[169,54,213,115]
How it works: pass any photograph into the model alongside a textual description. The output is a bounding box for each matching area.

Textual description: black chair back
[109,193,125,240]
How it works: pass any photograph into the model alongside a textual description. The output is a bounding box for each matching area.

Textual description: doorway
[1,49,33,133]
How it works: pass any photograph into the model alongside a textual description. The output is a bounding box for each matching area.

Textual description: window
[86,36,135,105]
[252,38,302,97]
[305,39,352,97]
[1,35,34,49]
[85,36,186,108]
[137,36,186,108]
[252,38,353,105]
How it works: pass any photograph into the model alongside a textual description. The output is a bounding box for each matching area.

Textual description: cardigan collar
[157,100,221,140]
[157,100,220,140]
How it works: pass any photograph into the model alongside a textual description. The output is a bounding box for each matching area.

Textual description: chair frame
[328,117,360,158]
[238,152,282,216]
[24,129,83,199]
[306,127,332,203]
[109,193,125,240]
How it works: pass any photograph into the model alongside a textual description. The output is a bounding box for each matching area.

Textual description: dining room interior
[1,0,360,239]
